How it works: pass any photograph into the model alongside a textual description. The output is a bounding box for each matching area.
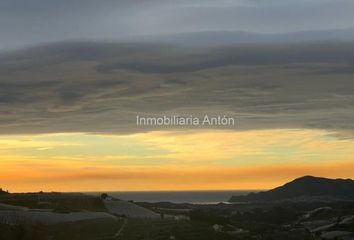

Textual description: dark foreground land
[1,176,354,240]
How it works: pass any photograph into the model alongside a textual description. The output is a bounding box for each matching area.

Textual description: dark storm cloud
[1,0,354,50]
[0,41,354,136]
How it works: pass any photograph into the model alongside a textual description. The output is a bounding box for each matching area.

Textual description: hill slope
[229,176,354,203]
[104,200,160,219]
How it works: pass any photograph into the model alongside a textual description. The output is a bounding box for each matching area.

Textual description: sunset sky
[1,0,354,192]
[1,129,354,192]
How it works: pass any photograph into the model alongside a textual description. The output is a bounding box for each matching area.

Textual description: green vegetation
[0,218,123,240]
[0,193,106,212]
[118,219,232,240]
[52,197,106,213]
[189,209,229,224]
[231,206,299,225]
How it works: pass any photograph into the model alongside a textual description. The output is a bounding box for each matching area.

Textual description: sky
[0,0,354,192]
[1,0,354,49]
[1,130,354,192]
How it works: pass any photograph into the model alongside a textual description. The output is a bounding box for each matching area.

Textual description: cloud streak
[0,42,353,136]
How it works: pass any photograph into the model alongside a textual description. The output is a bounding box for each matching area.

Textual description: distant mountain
[229,176,354,203]
[129,28,354,46]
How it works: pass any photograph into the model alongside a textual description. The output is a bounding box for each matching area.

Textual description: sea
[88,190,255,204]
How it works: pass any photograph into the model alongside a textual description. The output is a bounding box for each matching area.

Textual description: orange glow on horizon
[2,161,354,192]
[0,129,353,192]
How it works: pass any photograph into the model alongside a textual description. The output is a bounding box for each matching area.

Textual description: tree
[101,193,108,200]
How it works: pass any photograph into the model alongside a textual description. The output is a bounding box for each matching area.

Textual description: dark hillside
[230,176,354,202]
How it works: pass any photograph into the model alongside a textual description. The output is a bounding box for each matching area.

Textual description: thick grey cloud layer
[0,41,353,136]
[1,0,354,49]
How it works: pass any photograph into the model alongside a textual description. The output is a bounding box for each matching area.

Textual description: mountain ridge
[229,176,354,203]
